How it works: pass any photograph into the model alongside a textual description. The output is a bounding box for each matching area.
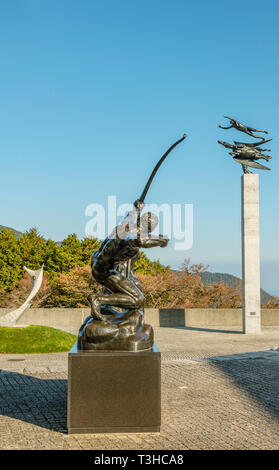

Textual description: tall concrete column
[241,174,261,334]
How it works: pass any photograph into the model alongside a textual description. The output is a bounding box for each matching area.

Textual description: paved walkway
[1,326,279,450]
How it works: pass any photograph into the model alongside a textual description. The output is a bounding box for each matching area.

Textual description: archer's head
[116,212,159,239]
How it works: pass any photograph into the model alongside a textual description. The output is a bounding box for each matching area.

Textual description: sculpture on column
[218,117,272,173]
[78,134,187,351]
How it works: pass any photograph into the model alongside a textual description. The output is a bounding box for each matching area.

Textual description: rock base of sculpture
[67,341,161,434]
[78,309,154,351]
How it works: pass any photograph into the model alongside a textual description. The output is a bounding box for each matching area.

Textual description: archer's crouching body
[78,209,168,352]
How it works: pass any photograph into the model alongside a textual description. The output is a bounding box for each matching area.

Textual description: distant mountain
[198,271,273,304]
[0,225,23,240]
[172,270,274,304]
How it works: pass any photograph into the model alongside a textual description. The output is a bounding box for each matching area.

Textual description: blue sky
[0,0,278,294]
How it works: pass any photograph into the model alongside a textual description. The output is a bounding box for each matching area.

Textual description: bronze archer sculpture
[78,134,187,351]
[88,210,168,323]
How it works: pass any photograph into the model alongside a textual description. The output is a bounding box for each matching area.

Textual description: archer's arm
[136,235,169,249]
[219,125,233,130]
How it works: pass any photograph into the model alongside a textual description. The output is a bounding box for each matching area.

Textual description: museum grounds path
[1,326,279,450]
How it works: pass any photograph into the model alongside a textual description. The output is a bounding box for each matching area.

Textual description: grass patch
[0,325,77,353]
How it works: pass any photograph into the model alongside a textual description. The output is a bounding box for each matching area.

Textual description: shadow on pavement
[158,308,242,333]
[0,371,67,433]
[182,326,243,334]
[210,350,279,422]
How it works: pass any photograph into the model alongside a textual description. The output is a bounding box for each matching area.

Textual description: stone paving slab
[0,327,279,450]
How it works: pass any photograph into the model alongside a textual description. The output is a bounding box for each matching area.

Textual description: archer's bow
[135,134,187,208]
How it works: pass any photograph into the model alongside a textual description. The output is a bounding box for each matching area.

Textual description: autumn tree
[137,259,242,309]
[43,265,101,308]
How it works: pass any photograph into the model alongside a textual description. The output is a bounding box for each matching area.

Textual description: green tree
[80,237,100,265]
[134,252,169,275]
[60,234,83,269]
[44,239,72,278]
[18,228,46,270]
[0,229,22,293]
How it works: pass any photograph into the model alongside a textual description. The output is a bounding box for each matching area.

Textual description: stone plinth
[241,174,261,334]
[67,341,161,434]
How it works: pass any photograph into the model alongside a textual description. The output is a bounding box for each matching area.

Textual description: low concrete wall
[185,309,242,327]
[0,307,278,330]
[261,309,279,326]
[10,308,90,328]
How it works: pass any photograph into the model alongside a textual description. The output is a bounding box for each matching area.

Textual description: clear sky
[0,0,278,294]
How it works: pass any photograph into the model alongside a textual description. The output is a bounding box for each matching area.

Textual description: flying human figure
[219,116,269,141]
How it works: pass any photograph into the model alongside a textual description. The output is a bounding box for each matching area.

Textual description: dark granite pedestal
[67,341,161,434]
